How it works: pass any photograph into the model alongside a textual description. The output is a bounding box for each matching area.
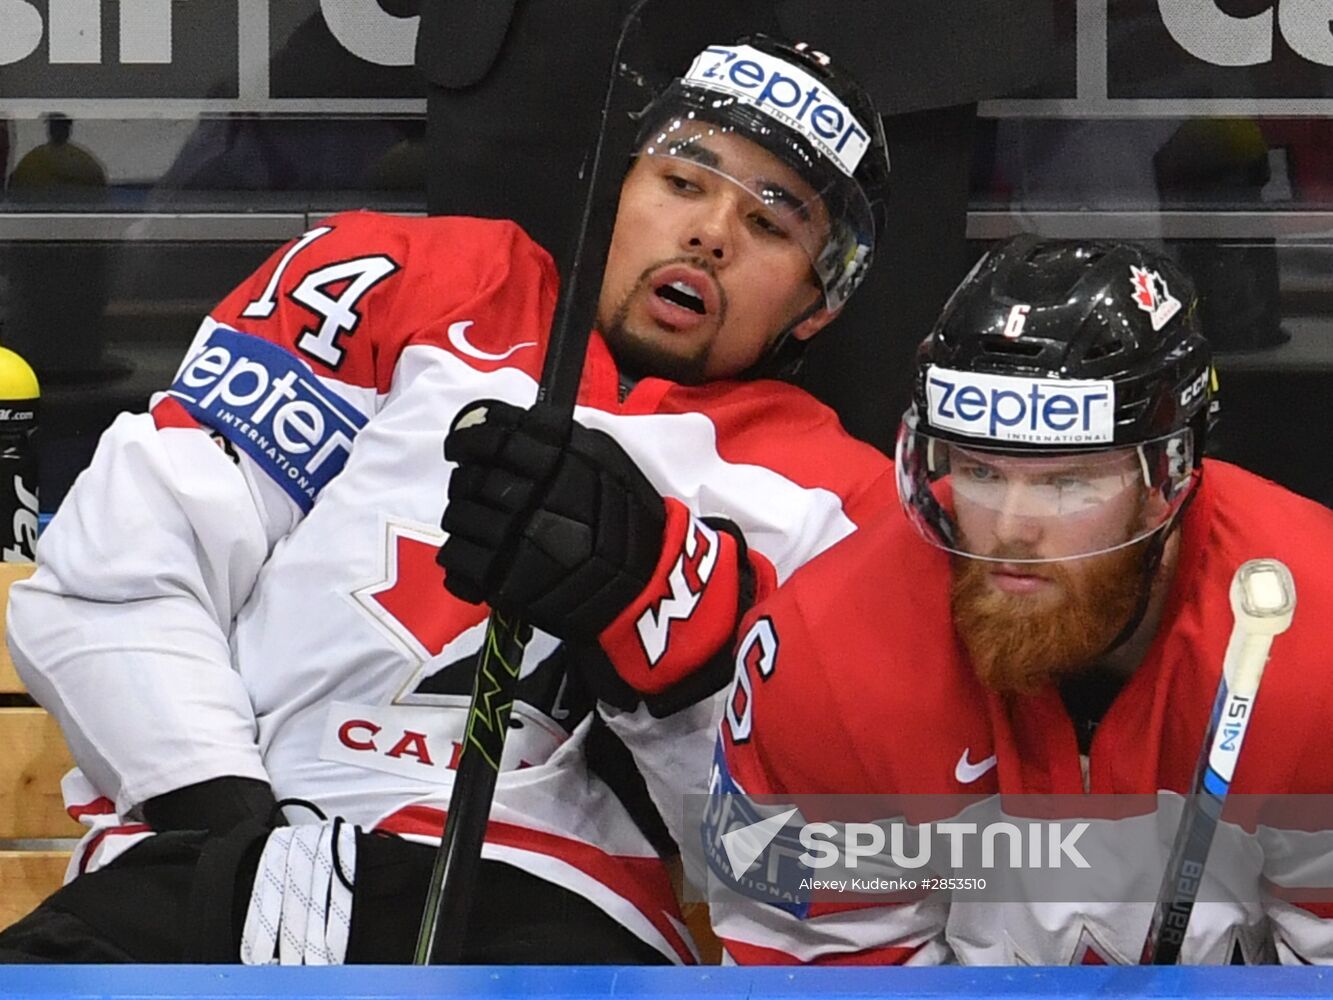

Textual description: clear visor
[895,417,1199,563]
[638,118,874,310]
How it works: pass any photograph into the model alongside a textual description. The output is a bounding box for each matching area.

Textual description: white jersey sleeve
[5,211,426,817]
[9,398,288,815]
[8,209,560,825]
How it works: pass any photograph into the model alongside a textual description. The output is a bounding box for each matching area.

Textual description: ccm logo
[1159,0,1333,67]
[636,518,720,665]
[1179,368,1210,407]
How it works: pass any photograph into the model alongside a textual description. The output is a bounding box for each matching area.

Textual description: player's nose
[682,197,735,265]
[992,484,1044,546]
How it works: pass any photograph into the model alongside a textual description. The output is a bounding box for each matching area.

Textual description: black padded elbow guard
[141,776,280,834]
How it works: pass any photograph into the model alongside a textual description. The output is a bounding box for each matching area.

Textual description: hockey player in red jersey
[0,37,896,964]
[708,236,1333,965]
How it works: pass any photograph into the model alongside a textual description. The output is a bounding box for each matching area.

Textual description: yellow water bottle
[0,346,39,562]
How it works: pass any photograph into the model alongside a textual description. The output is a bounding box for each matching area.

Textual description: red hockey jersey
[8,211,896,963]
[713,461,1333,965]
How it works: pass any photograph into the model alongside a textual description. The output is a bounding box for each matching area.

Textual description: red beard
[951,540,1149,695]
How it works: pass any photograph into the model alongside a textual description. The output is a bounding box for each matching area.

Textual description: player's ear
[791,305,839,342]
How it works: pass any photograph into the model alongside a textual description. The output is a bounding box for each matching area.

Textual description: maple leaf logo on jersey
[1069,925,1119,965]
[1130,265,1181,332]
[351,519,590,722]
[354,520,487,665]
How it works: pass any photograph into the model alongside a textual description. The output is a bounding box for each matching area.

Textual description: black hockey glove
[439,400,667,642]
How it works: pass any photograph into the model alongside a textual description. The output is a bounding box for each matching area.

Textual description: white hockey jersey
[8,211,896,963]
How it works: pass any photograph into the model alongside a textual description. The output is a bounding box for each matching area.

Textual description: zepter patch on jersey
[926,366,1116,445]
[683,44,871,176]
[700,743,812,919]
[166,327,368,511]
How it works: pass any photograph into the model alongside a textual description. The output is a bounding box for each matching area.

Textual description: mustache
[950,539,1150,695]
[637,253,718,282]
[968,542,1063,581]
[634,255,729,324]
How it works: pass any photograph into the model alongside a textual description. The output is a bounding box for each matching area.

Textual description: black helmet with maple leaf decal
[896,235,1217,563]
[912,234,1215,453]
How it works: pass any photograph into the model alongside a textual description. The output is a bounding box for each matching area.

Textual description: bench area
[0,561,80,932]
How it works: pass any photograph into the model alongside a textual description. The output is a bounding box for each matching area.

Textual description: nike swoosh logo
[955,749,998,784]
[447,320,536,362]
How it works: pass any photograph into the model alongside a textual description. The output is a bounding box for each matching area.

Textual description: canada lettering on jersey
[166,327,368,510]
[318,701,562,781]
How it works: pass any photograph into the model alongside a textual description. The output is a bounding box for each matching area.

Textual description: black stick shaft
[415,0,650,965]
[414,613,529,964]
[1140,788,1223,964]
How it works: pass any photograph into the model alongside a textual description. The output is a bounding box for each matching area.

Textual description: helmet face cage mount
[638,36,890,313]
[896,236,1216,564]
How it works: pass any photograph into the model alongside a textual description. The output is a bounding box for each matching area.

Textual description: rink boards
[3,965,1331,1000]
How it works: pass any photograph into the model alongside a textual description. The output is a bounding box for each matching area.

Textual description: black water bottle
[0,346,39,562]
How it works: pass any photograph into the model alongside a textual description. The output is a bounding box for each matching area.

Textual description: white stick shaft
[1141,558,1296,964]
[1206,633,1274,790]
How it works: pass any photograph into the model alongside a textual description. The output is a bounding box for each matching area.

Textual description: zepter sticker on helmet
[682,44,872,177]
[925,366,1117,446]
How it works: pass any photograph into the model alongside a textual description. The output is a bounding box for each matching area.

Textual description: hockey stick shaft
[1140,558,1296,964]
[415,1,652,965]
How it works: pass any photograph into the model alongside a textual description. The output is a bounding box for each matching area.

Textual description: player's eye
[748,210,789,239]
[664,173,703,196]
[958,462,999,483]
[1049,475,1089,491]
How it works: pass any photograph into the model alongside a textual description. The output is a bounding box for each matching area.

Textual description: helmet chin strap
[1094,482,1202,664]
[740,297,825,381]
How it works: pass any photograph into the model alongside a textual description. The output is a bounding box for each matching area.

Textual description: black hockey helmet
[920,235,1214,449]
[896,236,1217,562]
[634,34,891,312]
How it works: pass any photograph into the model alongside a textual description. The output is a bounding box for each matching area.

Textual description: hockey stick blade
[1140,558,1296,964]
[414,0,655,966]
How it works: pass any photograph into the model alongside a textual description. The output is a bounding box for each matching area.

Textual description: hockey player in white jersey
[0,33,895,963]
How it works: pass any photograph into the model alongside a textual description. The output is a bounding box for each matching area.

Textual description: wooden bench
[0,562,81,932]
